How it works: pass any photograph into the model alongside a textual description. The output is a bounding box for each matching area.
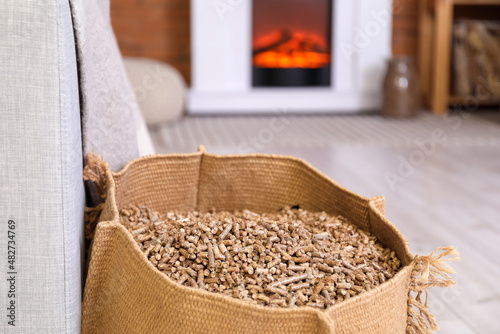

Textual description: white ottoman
[124,57,186,125]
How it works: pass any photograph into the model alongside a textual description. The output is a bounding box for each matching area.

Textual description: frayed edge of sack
[83,152,109,241]
[406,247,460,334]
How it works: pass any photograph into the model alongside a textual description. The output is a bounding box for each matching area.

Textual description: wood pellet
[120,205,401,309]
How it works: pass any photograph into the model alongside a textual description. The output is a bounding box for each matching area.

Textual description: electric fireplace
[252,0,332,87]
[190,0,393,114]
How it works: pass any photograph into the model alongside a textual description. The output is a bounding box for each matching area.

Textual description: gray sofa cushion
[0,0,84,332]
[70,0,155,171]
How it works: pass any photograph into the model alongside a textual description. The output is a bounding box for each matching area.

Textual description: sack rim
[108,151,414,262]
[113,151,371,204]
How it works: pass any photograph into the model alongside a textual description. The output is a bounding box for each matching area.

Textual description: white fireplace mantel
[189,0,393,114]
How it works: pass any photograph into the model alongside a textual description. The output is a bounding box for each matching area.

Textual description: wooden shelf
[427,0,500,10]
[453,0,500,5]
[449,96,500,105]
[418,0,500,114]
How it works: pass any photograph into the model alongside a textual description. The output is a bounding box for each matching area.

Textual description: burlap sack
[82,148,458,334]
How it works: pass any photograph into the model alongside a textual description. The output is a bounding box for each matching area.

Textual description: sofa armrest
[0,1,84,332]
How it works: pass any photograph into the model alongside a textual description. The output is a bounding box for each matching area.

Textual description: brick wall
[110,0,191,84]
[110,0,419,85]
[392,0,419,56]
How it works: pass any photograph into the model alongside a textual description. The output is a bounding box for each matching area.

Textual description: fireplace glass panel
[252,0,332,87]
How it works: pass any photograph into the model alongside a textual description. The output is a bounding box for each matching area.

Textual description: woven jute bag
[82,147,459,334]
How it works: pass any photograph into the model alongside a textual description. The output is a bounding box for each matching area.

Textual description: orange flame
[253,31,330,69]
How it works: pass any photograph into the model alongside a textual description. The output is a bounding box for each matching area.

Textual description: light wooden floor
[152,112,500,333]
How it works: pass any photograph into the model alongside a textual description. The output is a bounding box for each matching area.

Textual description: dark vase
[382,56,419,117]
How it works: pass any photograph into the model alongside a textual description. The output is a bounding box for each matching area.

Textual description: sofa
[0,0,180,332]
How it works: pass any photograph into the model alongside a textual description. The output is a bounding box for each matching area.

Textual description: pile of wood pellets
[120,205,401,309]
